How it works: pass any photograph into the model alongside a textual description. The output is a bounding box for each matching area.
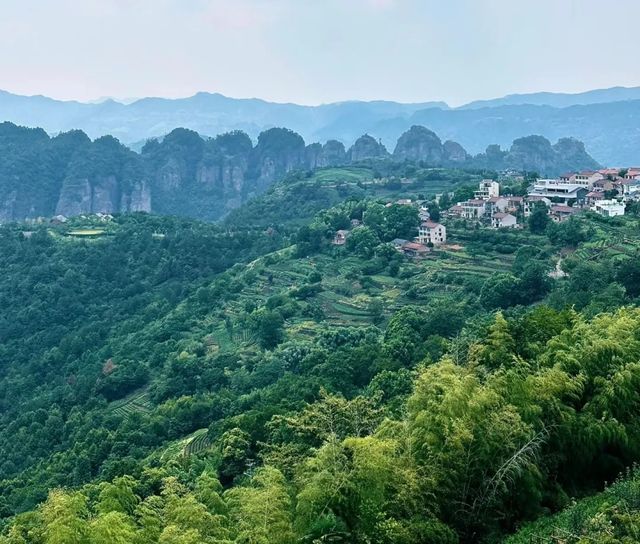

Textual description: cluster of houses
[331,167,639,258]
[333,200,448,258]
[448,168,639,226]
[447,180,525,227]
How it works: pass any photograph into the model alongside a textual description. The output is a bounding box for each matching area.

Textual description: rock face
[552,137,601,172]
[469,135,601,174]
[0,121,602,222]
[392,126,471,165]
[348,134,389,162]
[443,140,469,162]
[305,140,347,169]
[250,128,307,189]
[143,127,309,220]
[393,125,445,163]
[55,136,151,216]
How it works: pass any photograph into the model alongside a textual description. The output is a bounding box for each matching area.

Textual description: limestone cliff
[393,125,445,163]
[0,121,602,223]
[55,136,150,216]
[348,134,389,162]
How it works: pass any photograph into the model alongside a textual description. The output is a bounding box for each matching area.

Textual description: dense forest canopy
[1,162,640,542]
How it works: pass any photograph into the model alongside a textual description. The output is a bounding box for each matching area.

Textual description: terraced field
[183,429,211,457]
[109,389,152,417]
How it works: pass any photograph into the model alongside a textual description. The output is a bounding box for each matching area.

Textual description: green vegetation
[224,165,487,229]
[3,178,640,543]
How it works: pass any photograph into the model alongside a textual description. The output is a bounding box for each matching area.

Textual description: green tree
[226,467,295,544]
[345,226,380,257]
[41,490,87,544]
[251,308,285,349]
[479,273,520,309]
[527,201,550,234]
[88,512,136,544]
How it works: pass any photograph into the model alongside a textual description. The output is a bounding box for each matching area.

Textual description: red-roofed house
[625,169,640,180]
[485,196,510,214]
[574,171,604,188]
[402,242,430,258]
[333,230,350,245]
[446,205,464,217]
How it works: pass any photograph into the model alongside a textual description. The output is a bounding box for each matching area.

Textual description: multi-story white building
[418,221,447,245]
[460,199,487,219]
[474,179,500,199]
[528,180,588,205]
[485,196,510,215]
[591,199,625,217]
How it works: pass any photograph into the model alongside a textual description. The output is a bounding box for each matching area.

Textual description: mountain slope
[462,85,640,109]
[404,101,640,164]
[2,198,640,541]
[0,90,445,147]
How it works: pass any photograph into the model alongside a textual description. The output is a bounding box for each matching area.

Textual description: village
[334,167,640,257]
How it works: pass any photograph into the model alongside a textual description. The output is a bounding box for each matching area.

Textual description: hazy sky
[2,0,639,106]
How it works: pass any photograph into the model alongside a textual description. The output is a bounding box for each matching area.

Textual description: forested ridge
[2,182,640,542]
[0,120,598,224]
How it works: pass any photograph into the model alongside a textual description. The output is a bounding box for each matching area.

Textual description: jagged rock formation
[56,136,150,216]
[348,134,389,162]
[393,125,446,163]
[250,128,307,188]
[472,135,600,174]
[443,140,469,162]
[0,121,601,222]
[552,137,600,172]
[392,126,470,165]
[306,140,347,169]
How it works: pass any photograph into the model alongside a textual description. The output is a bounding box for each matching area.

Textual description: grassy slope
[505,470,640,543]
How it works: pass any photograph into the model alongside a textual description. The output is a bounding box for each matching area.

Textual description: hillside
[0,122,598,223]
[506,470,640,542]
[1,87,639,164]
[2,185,640,542]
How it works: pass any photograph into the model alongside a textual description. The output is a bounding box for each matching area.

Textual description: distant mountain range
[1,86,639,165]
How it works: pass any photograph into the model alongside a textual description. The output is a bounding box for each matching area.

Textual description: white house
[474,179,500,199]
[528,181,588,205]
[418,221,447,246]
[591,199,625,217]
[460,199,487,219]
[492,212,517,228]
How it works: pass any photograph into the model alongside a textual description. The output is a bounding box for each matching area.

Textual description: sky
[1,0,640,106]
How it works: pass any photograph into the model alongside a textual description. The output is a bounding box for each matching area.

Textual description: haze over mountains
[1,86,639,165]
